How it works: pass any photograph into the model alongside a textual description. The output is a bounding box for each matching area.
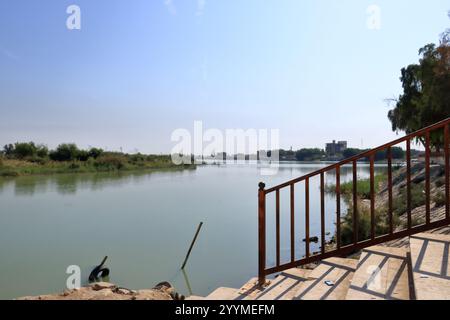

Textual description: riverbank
[18,282,180,300]
[332,161,447,246]
[0,158,195,177]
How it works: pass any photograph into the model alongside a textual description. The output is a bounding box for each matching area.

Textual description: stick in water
[181,222,204,270]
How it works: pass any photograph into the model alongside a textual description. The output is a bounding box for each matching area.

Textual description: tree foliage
[388,30,450,149]
[49,144,80,161]
[295,148,325,161]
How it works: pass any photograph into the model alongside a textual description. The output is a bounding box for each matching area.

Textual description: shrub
[435,178,445,188]
[130,153,146,163]
[94,154,127,170]
[340,204,391,245]
[25,156,48,165]
[77,150,90,162]
[36,144,49,158]
[326,174,386,200]
[433,191,446,207]
[68,162,81,170]
[88,148,103,159]
[13,142,37,159]
[392,183,426,216]
[49,144,80,161]
[3,144,14,156]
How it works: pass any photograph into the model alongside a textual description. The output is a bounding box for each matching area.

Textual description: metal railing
[258,118,450,285]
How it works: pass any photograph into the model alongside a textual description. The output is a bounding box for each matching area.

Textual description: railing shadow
[411,235,450,280]
[347,247,408,300]
[293,260,355,300]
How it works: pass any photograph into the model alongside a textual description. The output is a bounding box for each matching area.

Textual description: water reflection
[0,162,391,299]
[2,163,389,197]
[0,168,197,197]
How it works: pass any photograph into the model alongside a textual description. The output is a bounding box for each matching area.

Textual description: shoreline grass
[325,173,386,200]
[0,158,196,178]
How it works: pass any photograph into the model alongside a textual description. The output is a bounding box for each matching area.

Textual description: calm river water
[0,162,386,299]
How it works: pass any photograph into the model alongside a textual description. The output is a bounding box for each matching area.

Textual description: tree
[388,31,450,149]
[3,144,14,157]
[88,147,103,159]
[343,148,368,159]
[77,150,90,162]
[295,148,325,161]
[49,143,80,161]
[36,144,49,158]
[13,142,37,159]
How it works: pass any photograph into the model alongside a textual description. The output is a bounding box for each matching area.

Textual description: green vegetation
[342,147,405,160]
[0,142,195,177]
[340,204,396,246]
[388,30,450,150]
[278,147,406,162]
[338,182,427,245]
[295,148,326,161]
[392,183,426,217]
[276,148,325,161]
[433,191,446,207]
[337,26,450,248]
[331,173,433,245]
[435,177,445,188]
[326,174,386,200]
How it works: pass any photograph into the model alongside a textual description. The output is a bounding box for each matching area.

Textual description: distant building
[325,140,348,156]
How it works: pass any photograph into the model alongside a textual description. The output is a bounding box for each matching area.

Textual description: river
[0,161,386,299]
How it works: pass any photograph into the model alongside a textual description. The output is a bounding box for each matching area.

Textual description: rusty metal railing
[258,118,450,285]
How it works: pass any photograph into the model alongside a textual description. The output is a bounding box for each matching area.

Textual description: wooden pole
[181,222,203,270]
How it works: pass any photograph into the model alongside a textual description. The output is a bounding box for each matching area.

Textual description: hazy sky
[0,0,449,153]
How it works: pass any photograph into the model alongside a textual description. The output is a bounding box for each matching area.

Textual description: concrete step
[345,246,410,300]
[206,287,240,300]
[237,268,312,300]
[292,257,358,300]
[410,232,450,300]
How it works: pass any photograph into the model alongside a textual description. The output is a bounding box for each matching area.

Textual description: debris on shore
[18,282,184,301]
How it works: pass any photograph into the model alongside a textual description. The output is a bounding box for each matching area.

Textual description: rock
[90,282,117,291]
[302,236,319,243]
[153,281,176,297]
[115,288,135,295]
[135,289,172,300]
[62,289,73,297]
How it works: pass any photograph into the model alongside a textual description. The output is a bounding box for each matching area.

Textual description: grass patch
[0,157,195,178]
[326,173,386,200]
[435,178,445,188]
[433,191,446,207]
[339,203,398,246]
[392,183,426,216]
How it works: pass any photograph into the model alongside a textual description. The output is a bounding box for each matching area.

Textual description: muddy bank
[18,282,183,301]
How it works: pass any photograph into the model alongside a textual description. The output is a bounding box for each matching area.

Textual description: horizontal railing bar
[264,117,450,194]
[264,218,450,275]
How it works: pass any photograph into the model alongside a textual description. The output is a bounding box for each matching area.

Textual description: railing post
[353,160,358,244]
[406,139,412,229]
[305,178,310,258]
[370,154,375,240]
[336,166,341,249]
[445,124,449,220]
[258,182,266,286]
[320,173,325,255]
[387,147,393,234]
[425,131,431,224]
